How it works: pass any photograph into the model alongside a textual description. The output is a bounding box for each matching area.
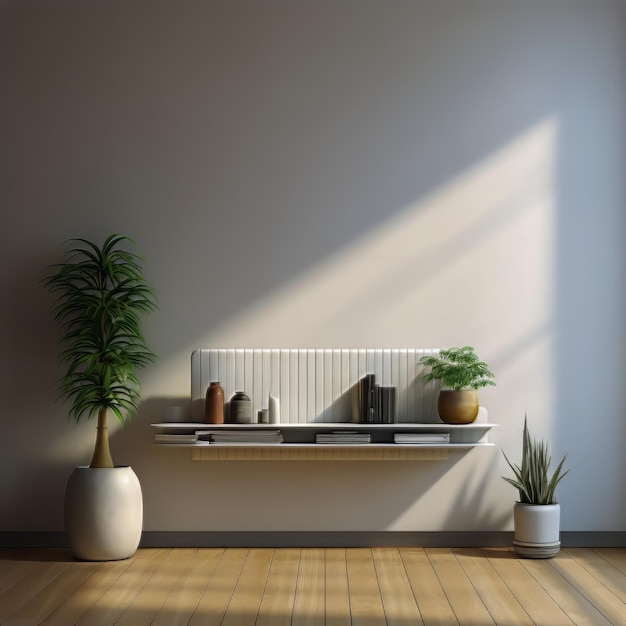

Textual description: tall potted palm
[43,234,157,560]
[502,416,568,558]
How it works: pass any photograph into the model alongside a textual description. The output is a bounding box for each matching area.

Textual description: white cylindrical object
[513,502,560,544]
[65,466,143,561]
[269,393,280,424]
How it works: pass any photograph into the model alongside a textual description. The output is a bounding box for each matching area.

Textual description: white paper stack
[394,432,450,444]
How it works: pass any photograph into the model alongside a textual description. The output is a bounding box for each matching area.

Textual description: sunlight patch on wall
[144,118,558,414]
[205,119,557,344]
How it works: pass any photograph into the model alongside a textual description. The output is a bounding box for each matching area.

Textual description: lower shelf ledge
[190,446,451,461]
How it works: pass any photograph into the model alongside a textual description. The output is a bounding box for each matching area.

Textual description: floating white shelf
[151,422,497,461]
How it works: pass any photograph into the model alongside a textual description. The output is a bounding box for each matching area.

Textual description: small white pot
[513,502,561,557]
[65,466,143,561]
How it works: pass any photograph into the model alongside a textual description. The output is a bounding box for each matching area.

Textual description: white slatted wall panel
[191,349,441,423]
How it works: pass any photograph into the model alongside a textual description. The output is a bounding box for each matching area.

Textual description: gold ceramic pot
[437,389,479,424]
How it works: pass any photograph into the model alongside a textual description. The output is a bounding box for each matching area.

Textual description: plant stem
[90,406,114,468]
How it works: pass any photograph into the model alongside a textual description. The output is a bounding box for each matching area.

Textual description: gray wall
[1,0,625,535]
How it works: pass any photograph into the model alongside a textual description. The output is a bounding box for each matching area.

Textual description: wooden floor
[0,547,624,625]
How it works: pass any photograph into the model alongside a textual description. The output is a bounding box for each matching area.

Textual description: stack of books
[205,429,283,445]
[316,431,372,444]
[393,432,450,444]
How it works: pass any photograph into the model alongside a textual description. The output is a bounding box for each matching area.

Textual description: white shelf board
[151,422,497,430]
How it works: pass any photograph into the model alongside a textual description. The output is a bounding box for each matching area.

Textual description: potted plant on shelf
[502,416,568,558]
[43,234,157,561]
[419,346,495,424]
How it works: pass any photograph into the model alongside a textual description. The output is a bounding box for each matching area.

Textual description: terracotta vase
[205,381,224,424]
[437,389,479,424]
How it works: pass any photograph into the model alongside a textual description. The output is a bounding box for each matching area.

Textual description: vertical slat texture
[209,350,218,384]
[280,350,290,423]
[191,350,203,420]
[315,350,324,423]
[192,348,441,425]
[307,351,316,423]
[298,350,307,423]
[332,349,342,421]
[324,349,333,422]
[289,350,299,423]
[225,350,236,421]
[244,349,254,404]
[253,350,263,420]
[340,349,351,423]
[349,349,359,423]
[262,349,271,410]
[235,350,245,393]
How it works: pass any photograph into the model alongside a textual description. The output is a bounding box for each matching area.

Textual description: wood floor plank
[519,555,614,626]
[400,546,458,626]
[565,548,626,601]
[548,550,626,625]
[188,547,247,626]
[292,548,325,626]
[346,548,386,626]
[482,548,575,626]
[151,548,224,626]
[426,548,495,625]
[0,561,71,622]
[76,548,169,626]
[221,547,273,626]
[0,559,41,595]
[3,560,101,626]
[325,548,351,626]
[593,547,626,575]
[256,548,299,626]
[372,547,424,625]
[41,558,134,626]
[116,547,197,626]
[452,548,532,625]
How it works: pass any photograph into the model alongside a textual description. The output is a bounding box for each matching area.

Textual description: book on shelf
[154,433,198,443]
[393,432,450,444]
[316,431,372,444]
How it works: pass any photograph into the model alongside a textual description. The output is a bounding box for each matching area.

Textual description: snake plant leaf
[502,416,568,505]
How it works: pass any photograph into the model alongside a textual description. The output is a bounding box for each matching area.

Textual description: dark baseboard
[1,531,624,549]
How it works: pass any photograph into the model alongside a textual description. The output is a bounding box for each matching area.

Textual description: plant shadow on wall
[437,449,510,534]
[107,404,482,534]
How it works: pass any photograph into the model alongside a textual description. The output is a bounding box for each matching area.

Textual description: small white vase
[65,466,143,561]
[268,393,280,424]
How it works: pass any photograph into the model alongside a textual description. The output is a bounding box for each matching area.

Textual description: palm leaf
[43,234,158,425]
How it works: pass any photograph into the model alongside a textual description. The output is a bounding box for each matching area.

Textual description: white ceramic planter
[65,466,143,561]
[513,502,561,558]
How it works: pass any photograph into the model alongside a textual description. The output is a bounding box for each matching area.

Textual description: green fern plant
[419,346,495,390]
[43,234,157,468]
[502,416,568,505]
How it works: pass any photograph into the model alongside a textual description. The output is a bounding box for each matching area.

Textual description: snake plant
[43,234,157,468]
[502,416,568,505]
